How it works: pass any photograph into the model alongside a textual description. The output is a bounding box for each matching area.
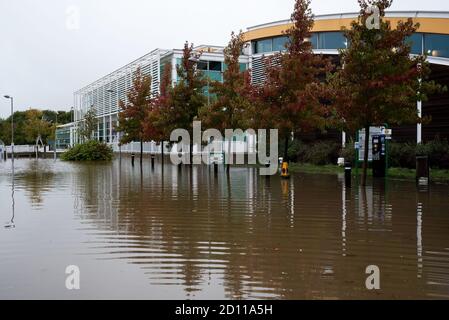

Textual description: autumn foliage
[326,0,443,184]
[249,0,332,161]
[116,67,152,162]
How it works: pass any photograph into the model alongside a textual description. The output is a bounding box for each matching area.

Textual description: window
[205,70,222,82]
[424,33,449,58]
[273,36,289,51]
[318,32,346,49]
[209,61,222,72]
[197,60,208,71]
[407,33,423,55]
[256,39,273,54]
[310,33,318,49]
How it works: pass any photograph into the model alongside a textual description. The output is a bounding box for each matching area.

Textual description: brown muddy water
[0,158,449,300]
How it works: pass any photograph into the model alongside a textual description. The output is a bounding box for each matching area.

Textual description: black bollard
[131,153,135,166]
[344,161,352,188]
[151,155,155,170]
[214,163,218,175]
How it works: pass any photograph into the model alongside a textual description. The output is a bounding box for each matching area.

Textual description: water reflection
[1,159,449,299]
[4,161,15,229]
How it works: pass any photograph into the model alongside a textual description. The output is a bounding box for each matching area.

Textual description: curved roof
[244,11,449,42]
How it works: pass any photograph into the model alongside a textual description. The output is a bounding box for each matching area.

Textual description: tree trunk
[361,125,370,187]
[161,141,164,166]
[227,136,231,175]
[284,136,289,163]
[140,139,143,165]
[190,139,194,168]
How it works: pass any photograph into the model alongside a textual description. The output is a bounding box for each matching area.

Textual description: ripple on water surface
[0,159,449,299]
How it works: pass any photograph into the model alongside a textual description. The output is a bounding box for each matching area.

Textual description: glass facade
[252,31,449,57]
[310,33,319,49]
[256,38,273,54]
[425,33,449,58]
[75,48,249,146]
[55,127,71,149]
[105,120,111,143]
[253,32,347,54]
[98,122,104,142]
[273,36,289,51]
[407,33,423,55]
[176,59,248,95]
[318,32,347,49]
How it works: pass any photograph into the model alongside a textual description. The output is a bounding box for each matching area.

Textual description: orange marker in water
[281,162,290,179]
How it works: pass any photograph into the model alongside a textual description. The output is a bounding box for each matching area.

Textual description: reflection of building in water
[4,162,15,229]
[68,163,449,299]
[356,182,392,227]
[341,180,347,257]
[417,201,423,279]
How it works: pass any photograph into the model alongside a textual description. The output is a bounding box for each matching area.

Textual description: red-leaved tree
[251,0,333,163]
[116,67,152,164]
[327,0,444,185]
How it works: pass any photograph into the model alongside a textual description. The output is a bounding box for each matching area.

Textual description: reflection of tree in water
[72,163,344,298]
[72,161,448,299]
[14,160,59,206]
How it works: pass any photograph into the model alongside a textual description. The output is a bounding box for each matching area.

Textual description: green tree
[0,109,73,145]
[327,0,444,186]
[42,110,72,125]
[116,67,152,164]
[0,111,29,145]
[23,109,53,146]
[79,108,98,142]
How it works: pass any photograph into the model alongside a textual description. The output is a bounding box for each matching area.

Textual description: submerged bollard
[131,153,135,166]
[345,161,352,188]
[214,163,218,175]
[416,156,429,186]
[281,162,290,179]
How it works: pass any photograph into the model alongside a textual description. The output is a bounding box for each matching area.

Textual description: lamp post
[54,112,59,160]
[3,95,15,229]
[3,95,14,161]
[70,107,74,147]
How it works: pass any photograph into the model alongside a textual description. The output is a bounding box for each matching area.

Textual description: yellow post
[281,162,290,179]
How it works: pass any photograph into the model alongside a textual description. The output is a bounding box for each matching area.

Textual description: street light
[54,111,59,160]
[3,95,15,229]
[3,95,14,161]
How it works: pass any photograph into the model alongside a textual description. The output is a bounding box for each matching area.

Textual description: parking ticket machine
[372,135,387,177]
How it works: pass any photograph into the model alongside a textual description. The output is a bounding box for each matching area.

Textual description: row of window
[252,32,449,59]
[176,59,247,76]
[252,33,349,54]
[55,129,71,149]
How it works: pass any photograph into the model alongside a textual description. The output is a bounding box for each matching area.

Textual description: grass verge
[288,163,449,183]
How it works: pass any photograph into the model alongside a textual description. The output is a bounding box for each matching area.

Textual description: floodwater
[0,158,449,300]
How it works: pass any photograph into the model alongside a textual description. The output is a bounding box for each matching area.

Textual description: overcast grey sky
[0,0,447,118]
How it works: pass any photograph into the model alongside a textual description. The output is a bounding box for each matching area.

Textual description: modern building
[73,11,449,147]
[55,122,75,150]
[244,11,449,143]
[73,46,249,148]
